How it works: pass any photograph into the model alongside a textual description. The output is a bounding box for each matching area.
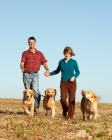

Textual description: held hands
[70,76,75,82]
[44,70,50,77]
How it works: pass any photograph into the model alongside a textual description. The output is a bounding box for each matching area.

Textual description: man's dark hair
[28,36,36,42]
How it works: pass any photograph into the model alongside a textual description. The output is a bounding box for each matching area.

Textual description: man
[20,36,49,114]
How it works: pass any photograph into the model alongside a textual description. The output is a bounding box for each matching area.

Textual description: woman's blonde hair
[63,46,75,56]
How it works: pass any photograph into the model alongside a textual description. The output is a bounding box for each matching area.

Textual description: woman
[44,46,80,119]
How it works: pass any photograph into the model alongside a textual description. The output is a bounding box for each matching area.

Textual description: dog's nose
[26,96,29,98]
[49,95,52,98]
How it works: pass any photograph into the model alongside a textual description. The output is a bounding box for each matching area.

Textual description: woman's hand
[70,76,75,82]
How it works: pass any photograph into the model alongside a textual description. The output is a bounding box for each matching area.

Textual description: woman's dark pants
[60,81,77,119]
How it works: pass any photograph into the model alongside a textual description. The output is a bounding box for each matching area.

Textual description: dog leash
[23,73,45,97]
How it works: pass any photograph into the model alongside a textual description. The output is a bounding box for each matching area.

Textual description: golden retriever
[23,89,35,116]
[81,90,98,120]
[43,88,56,117]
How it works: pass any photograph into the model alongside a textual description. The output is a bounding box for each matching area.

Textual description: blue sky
[0,0,112,103]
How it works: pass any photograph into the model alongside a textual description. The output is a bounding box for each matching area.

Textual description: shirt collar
[28,49,38,53]
[63,58,72,62]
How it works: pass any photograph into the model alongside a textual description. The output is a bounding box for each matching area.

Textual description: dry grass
[0,98,112,140]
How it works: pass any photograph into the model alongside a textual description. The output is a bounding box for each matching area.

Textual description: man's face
[28,39,36,49]
[64,52,71,60]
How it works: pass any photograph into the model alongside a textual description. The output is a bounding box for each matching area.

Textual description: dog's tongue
[49,97,52,101]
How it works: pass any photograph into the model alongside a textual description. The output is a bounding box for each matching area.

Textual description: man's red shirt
[21,49,47,72]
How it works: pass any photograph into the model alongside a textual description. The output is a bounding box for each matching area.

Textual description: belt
[61,80,70,82]
[61,80,75,83]
[25,71,38,74]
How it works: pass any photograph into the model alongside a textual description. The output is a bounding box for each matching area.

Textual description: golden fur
[43,88,57,117]
[22,89,35,116]
[81,90,98,120]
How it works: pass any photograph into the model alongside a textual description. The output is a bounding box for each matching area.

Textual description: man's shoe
[34,106,40,115]
[36,105,40,113]
[37,105,40,109]
[34,108,37,112]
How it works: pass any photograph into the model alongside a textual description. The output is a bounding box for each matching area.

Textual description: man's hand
[70,76,75,82]
[44,70,50,77]
[43,63,50,77]
[21,68,26,73]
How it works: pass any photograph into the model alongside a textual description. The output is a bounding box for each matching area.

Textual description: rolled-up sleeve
[41,53,47,65]
[21,52,26,63]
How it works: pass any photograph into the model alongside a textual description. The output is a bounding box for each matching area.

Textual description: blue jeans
[23,72,41,108]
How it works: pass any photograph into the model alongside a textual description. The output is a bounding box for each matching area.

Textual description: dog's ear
[54,89,57,96]
[45,89,49,95]
[30,90,34,97]
[23,89,26,95]
[23,90,27,100]
[81,90,86,96]
[93,92,98,99]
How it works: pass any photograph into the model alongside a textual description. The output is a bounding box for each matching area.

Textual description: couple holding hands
[20,36,80,119]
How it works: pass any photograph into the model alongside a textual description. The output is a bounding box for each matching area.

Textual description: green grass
[0,99,112,140]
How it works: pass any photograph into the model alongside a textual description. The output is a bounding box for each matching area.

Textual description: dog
[81,90,98,120]
[43,88,57,117]
[22,89,35,116]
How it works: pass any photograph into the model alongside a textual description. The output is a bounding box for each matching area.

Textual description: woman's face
[64,52,71,60]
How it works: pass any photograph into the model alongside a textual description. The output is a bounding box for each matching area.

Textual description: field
[0,98,112,140]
